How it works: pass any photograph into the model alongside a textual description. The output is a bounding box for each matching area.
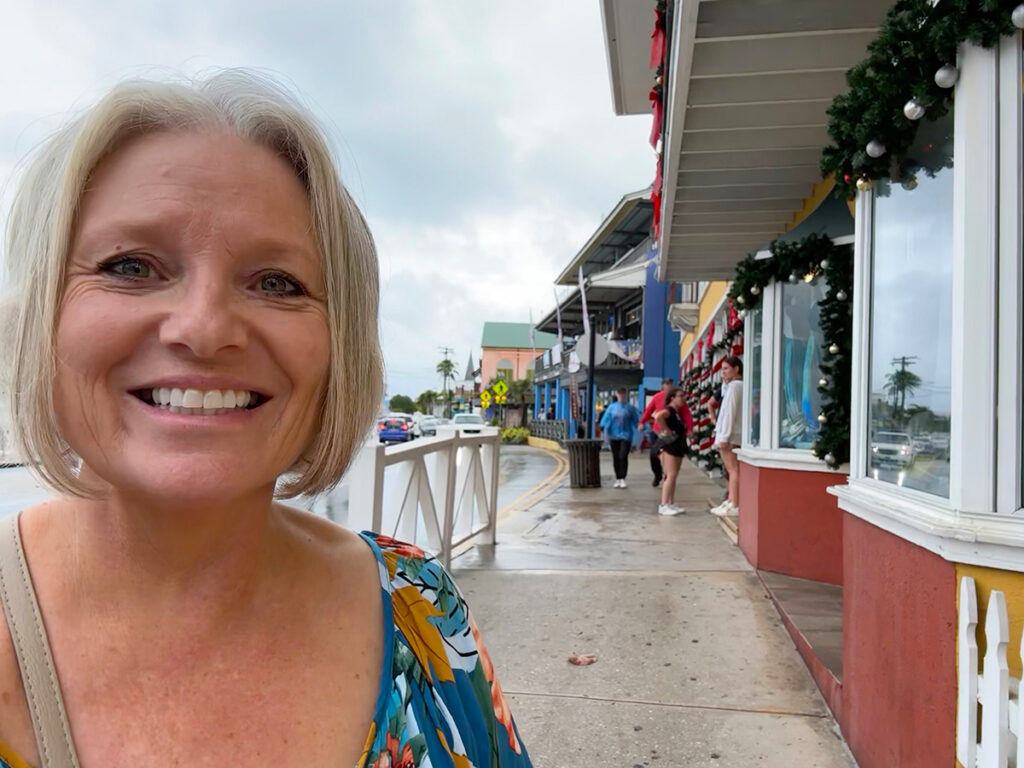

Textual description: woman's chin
[82,456,278,508]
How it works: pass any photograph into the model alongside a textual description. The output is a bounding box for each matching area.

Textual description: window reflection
[868,114,953,497]
[779,281,827,449]
[747,308,762,447]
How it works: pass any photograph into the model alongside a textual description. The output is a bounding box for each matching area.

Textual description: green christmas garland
[727,234,853,468]
[822,0,1019,199]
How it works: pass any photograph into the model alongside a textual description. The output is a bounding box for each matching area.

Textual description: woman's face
[670,392,686,408]
[55,130,331,504]
[721,362,737,382]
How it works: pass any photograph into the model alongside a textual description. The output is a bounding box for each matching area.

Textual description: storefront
[602,2,1024,766]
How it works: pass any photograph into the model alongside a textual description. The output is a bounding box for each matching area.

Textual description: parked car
[871,431,915,468]
[451,413,486,435]
[378,414,415,443]
[420,416,440,436]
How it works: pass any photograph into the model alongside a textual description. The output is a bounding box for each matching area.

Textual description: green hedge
[500,427,530,444]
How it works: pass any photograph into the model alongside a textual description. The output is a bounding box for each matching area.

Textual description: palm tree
[436,359,456,417]
[885,369,922,414]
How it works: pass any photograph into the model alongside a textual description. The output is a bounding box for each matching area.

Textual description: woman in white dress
[711,356,744,517]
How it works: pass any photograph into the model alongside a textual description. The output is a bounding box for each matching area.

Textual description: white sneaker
[727,502,740,515]
[658,504,685,516]
[619,479,627,489]
[612,479,621,488]
[710,501,730,517]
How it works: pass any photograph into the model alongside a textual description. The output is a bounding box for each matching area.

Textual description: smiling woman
[0,71,531,768]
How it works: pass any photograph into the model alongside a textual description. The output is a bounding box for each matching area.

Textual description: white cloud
[0,0,655,398]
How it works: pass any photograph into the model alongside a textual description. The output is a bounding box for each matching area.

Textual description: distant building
[479,322,556,384]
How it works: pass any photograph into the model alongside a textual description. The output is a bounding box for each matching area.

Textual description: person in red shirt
[639,378,693,486]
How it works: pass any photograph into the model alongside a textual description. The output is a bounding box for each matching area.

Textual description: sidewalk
[453,449,855,768]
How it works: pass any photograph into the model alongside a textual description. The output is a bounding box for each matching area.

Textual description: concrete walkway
[453,449,855,768]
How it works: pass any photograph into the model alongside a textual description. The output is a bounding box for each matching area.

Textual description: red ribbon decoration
[650,9,666,69]
[649,90,663,149]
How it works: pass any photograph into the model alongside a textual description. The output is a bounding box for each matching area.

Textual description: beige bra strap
[0,514,81,768]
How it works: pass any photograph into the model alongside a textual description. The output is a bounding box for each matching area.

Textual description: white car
[451,413,486,434]
[871,431,915,468]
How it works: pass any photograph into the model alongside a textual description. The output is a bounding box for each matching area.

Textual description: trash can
[565,439,602,488]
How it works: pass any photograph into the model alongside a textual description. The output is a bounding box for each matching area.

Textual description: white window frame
[832,41,1024,572]
[738,281,848,473]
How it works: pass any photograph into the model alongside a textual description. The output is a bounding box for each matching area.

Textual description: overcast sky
[0,0,654,398]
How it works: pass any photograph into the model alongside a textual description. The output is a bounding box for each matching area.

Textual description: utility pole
[439,345,455,419]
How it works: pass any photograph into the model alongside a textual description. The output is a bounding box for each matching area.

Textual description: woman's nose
[158,276,247,359]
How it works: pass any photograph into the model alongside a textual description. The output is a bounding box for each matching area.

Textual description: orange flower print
[374,534,426,560]
[470,615,522,755]
[372,733,415,768]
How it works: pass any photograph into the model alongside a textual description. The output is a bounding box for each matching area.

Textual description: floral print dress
[0,532,532,768]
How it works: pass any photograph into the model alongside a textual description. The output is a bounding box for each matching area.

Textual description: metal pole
[587,315,597,439]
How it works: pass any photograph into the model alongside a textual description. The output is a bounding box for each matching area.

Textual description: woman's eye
[258,273,305,296]
[101,256,156,280]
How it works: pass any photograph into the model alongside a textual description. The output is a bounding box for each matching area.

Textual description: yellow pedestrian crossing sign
[493,380,509,396]
[480,391,491,408]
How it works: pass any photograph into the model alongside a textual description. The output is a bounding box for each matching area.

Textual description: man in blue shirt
[600,387,640,488]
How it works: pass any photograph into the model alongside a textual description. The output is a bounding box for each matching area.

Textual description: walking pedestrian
[639,378,693,486]
[710,356,744,517]
[600,388,640,488]
[653,388,690,515]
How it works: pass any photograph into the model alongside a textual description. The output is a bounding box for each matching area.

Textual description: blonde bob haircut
[1,69,384,498]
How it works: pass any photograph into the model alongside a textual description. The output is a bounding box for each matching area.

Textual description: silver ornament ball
[736,295,745,305]
[818,378,828,388]
[820,259,829,269]
[750,285,761,296]
[817,413,828,424]
[836,290,848,301]
[788,273,798,283]
[828,343,840,355]
[934,64,959,89]
[1013,3,1024,28]
[866,140,886,158]
[824,453,836,465]
[904,98,925,121]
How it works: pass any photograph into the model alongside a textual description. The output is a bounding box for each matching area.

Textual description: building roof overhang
[604,0,891,282]
[535,283,643,336]
[554,189,653,285]
[601,0,659,115]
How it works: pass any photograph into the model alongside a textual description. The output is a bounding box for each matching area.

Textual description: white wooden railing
[957,576,1024,768]
[346,427,501,568]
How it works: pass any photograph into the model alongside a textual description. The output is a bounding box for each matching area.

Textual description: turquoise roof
[480,322,557,350]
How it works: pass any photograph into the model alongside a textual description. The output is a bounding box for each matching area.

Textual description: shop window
[778,280,827,449]
[747,308,762,447]
[868,114,953,497]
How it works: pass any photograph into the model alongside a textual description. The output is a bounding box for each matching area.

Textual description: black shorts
[654,437,687,458]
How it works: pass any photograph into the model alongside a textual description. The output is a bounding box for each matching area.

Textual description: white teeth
[145,387,258,414]
[182,389,204,408]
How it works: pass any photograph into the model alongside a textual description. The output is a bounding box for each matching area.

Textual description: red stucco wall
[737,461,844,585]
[841,513,956,768]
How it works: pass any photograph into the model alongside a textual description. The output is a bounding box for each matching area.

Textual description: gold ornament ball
[828,343,840,355]
[819,378,828,388]
[817,413,827,424]
[856,177,873,192]
[750,285,761,296]
[901,176,919,191]
[736,295,745,305]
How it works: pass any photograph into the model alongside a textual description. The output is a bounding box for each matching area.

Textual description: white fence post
[956,577,1022,768]
[958,576,979,768]
[347,441,385,533]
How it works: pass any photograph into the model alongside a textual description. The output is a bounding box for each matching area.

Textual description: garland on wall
[728,233,853,469]
[680,307,744,476]
[649,0,668,237]
[822,0,1023,199]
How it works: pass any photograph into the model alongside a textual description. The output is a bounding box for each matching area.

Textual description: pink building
[479,322,556,384]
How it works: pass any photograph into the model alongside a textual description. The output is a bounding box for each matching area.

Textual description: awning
[554,190,653,284]
[587,257,654,289]
[754,191,854,255]
[602,0,891,282]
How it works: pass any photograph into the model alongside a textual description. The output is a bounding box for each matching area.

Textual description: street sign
[493,380,509,396]
[480,391,492,408]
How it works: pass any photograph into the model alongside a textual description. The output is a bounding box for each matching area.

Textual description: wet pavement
[453,448,855,768]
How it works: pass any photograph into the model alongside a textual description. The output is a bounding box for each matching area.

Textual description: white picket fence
[957,576,1024,768]
[346,427,501,569]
